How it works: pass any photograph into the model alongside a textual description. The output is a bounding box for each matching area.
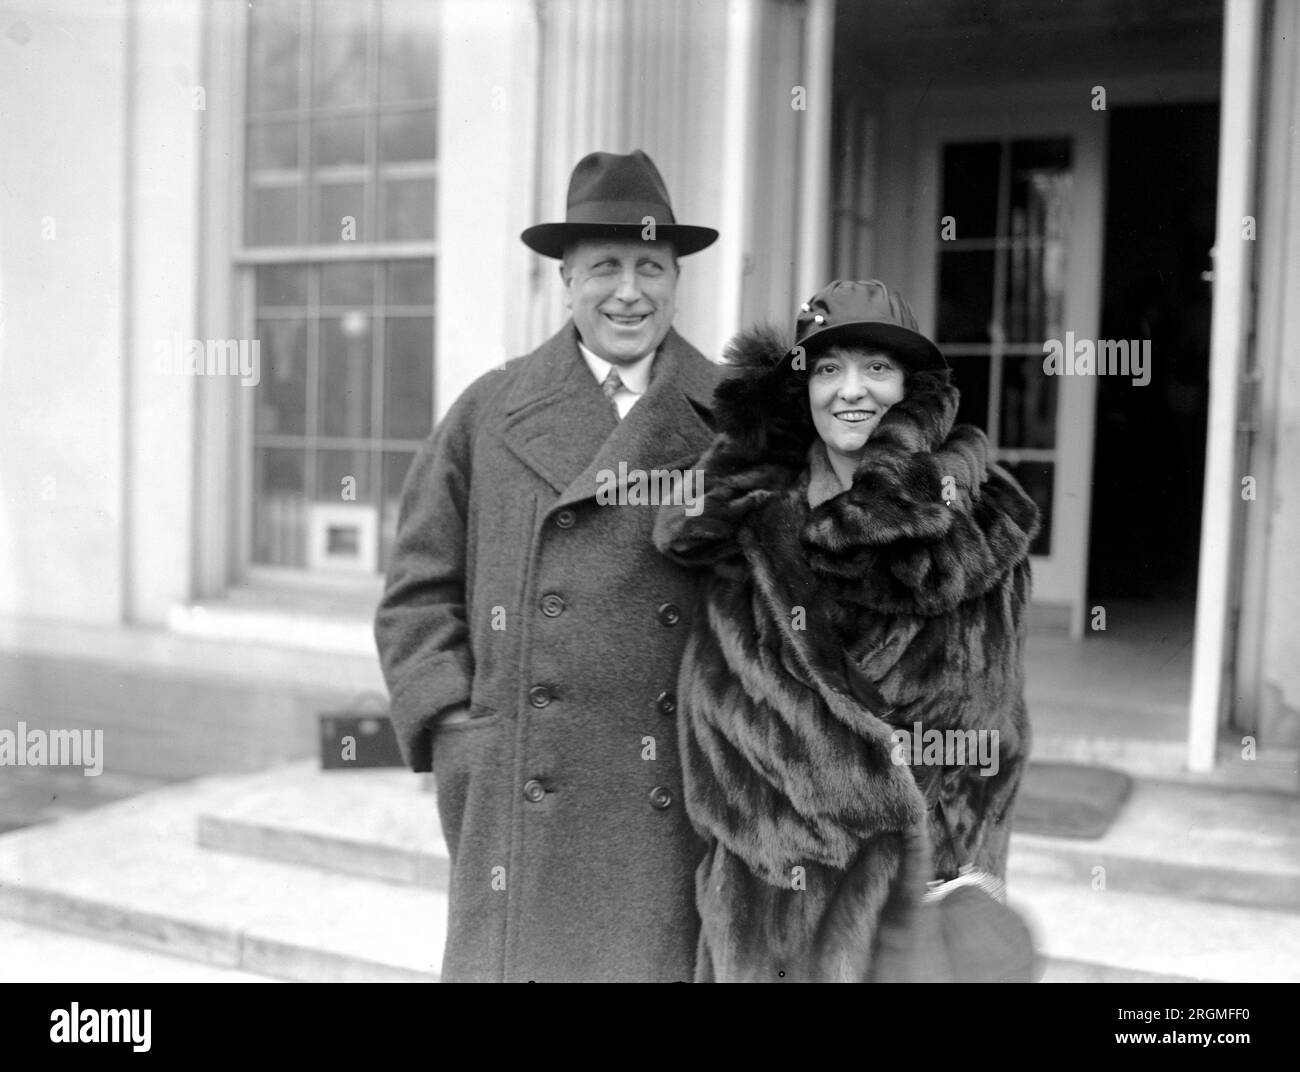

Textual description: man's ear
[558,263,572,307]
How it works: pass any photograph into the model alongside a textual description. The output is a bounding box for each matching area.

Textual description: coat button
[540,593,566,617]
[555,509,576,529]
[656,690,676,716]
[657,602,681,626]
[523,779,546,803]
[649,785,673,809]
[529,685,552,708]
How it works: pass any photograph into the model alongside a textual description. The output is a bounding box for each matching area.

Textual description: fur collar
[672,328,1041,614]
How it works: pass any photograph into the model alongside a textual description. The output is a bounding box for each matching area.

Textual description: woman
[654,280,1040,982]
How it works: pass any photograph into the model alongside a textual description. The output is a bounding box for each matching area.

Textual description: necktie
[601,367,623,404]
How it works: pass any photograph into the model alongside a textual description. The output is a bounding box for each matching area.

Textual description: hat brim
[521,222,719,259]
[795,321,947,372]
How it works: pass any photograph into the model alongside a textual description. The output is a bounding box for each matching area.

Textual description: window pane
[999,356,1057,450]
[384,316,433,439]
[256,264,307,307]
[936,250,995,344]
[315,448,374,502]
[1011,139,1071,183]
[383,450,416,497]
[315,181,367,242]
[941,142,1001,240]
[311,116,367,167]
[387,260,435,306]
[1007,141,1072,346]
[1002,460,1053,556]
[255,317,308,434]
[247,0,304,114]
[382,176,436,240]
[313,0,371,108]
[381,110,437,164]
[951,355,991,433]
[244,0,437,251]
[248,120,300,170]
[321,262,374,305]
[254,448,307,567]
[380,1,438,101]
[319,314,374,437]
[380,450,416,572]
[246,185,301,246]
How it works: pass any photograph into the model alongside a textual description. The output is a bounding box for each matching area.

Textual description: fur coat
[653,328,1041,982]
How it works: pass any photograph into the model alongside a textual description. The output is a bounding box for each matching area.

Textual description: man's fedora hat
[792,279,947,372]
[521,149,718,259]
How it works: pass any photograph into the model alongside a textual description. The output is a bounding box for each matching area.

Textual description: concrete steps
[0,918,283,983]
[1010,778,1300,912]
[1012,774,1300,982]
[196,765,449,889]
[1009,874,1300,983]
[0,773,444,982]
[1,759,1297,982]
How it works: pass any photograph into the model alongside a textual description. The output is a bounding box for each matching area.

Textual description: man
[374,150,722,982]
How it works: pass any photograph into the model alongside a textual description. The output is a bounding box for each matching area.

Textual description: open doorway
[1089,103,1218,609]
[1072,101,1218,736]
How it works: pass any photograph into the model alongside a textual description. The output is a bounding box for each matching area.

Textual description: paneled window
[243,0,437,575]
[935,138,1071,556]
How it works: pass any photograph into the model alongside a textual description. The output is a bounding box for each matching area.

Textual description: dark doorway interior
[1089,103,1218,604]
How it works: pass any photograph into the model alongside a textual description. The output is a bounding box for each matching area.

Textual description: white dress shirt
[577,339,655,419]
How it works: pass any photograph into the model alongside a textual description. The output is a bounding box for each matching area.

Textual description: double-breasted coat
[375,322,723,982]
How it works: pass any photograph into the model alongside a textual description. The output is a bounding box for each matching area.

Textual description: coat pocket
[431,704,500,863]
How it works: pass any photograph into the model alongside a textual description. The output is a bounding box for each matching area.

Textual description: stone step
[1037,956,1203,983]
[1006,871,1300,983]
[196,762,448,888]
[7,760,1297,984]
[0,918,283,983]
[1009,777,1300,914]
[199,763,1300,918]
[0,774,444,983]
[1031,734,1299,794]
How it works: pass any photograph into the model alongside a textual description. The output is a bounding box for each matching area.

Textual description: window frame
[196,0,439,596]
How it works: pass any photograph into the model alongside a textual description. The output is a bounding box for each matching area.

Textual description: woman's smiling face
[807,346,907,463]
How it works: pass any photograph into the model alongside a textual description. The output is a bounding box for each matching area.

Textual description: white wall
[1251,2,1300,749]
[0,0,202,626]
[0,0,130,623]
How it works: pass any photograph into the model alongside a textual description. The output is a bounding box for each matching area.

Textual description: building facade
[0,0,1297,780]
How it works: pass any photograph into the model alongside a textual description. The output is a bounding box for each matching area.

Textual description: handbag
[868,799,1043,983]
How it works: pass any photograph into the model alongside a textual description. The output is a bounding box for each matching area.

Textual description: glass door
[915,113,1105,637]
[935,137,1072,557]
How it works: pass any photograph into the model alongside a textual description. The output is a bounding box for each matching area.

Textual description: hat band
[565,199,678,226]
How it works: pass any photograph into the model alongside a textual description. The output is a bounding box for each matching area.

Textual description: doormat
[1014,762,1133,839]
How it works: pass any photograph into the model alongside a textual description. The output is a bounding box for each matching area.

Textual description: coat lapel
[554,328,721,512]
[500,323,620,495]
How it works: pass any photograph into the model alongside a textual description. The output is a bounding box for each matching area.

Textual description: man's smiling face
[561,239,679,364]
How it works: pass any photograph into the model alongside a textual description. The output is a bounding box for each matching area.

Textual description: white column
[127,0,204,623]
[436,0,539,413]
[795,0,834,302]
[1188,0,1263,772]
[527,0,730,356]
[713,0,759,358]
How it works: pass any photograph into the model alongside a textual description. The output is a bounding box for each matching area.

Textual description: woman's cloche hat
[521,149,719,259]
[792,280,947,372]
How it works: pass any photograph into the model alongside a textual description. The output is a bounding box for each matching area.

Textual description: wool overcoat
[653,328,1041,982]
[375,322,723,982]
